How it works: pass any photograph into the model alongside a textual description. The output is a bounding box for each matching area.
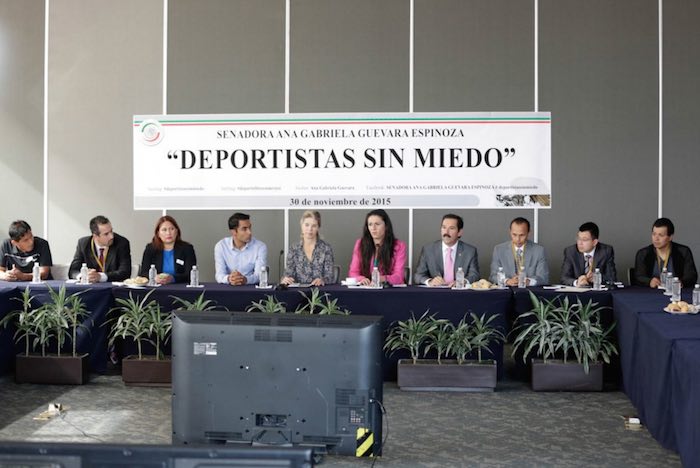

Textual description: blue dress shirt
[214,237,268,284]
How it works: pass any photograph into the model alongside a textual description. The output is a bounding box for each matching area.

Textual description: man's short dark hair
[578,222,599,240]
[510,217,530,232]
[442,214,464,231]
[653,217,675,236]
[8,220,31,241]
[89,215,110,235]
[228,212,250,230]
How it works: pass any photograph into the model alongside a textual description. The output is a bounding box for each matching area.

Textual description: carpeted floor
[0,372,680,467]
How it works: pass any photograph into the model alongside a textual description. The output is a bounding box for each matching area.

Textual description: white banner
[133,112,551,210]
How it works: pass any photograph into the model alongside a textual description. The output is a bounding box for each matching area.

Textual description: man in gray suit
[560,221,617,286]
[414,214,479,286]
[489,217,549,286]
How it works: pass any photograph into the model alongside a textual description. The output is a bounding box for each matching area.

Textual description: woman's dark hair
[359,209,396,277]
[152,215,184,250]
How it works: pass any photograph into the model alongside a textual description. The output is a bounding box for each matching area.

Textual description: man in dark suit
[69,215,132,282]
[414,214,479,286]
[560,222,617,286]
[634,217,697,288]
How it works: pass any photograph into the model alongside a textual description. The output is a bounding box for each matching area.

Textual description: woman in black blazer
[139,215,197,284]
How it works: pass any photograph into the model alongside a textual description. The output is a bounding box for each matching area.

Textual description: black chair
[627,267,635,286]
[332,265,341,284]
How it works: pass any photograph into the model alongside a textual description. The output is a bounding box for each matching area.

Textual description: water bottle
[31,262,41,283]
[455,267,465,289]
[593,268,602,290]
[259,266,269,288]
[495,266,505,288]
[80,263,89,284]
[517,266,526,288]
[692,284,700,308]
[671,277,681,302]
[148,264,157,286]
[189,265,199,287]
[659,267,667,290]
[664,271,674,296]
[371,266,381,288]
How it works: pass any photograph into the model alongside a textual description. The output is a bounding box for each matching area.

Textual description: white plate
[255,285,274,289]
[663,306,699,314]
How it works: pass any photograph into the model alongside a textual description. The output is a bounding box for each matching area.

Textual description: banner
[133,112,551,210]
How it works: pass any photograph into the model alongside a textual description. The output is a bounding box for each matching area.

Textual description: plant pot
[397,358,497,392]
[15,354,89,385]
[531,359,603,391]
[122,355,171,387]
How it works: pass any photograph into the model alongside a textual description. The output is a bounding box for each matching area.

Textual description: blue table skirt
[671,340,700,468]
[634,313,700,451]
[112,284,511,381]
[511,287,617,382]
[0,281,115,374]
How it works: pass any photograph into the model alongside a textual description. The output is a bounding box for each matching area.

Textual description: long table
[112,284,512,380]
[613,288,700,468]
[1,281,699,463]
[0,281,115,374]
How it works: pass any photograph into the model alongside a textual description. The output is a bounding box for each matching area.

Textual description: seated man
[214,212,267,285]
[634,217,697,288]
[414,213,479,286]
[489,217,549,286]
[0,220,53,281]
[69,215,132,283]
[561,222,617,286]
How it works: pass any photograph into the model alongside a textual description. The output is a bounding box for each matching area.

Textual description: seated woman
[139,215,196,284]
[280,210,335,286]
[348,209,407,285]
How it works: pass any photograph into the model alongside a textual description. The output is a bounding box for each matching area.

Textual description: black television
[171,311,383,457]
[0,441,313,467]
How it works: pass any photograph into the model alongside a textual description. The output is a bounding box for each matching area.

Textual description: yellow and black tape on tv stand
[356,427,375,457]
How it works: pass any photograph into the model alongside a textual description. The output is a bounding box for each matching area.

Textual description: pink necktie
[444,247,454,283]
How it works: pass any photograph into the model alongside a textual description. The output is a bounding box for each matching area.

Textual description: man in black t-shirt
[0,220,53,281]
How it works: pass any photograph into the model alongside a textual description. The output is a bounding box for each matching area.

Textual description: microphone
[278,249,285,281]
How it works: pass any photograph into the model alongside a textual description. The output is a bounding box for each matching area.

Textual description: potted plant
[170,292,225,312]
[294,288,351,315]
[246,295,287,314]
[511,292,618,391]
[106,289,172,386]
[385,311,504,392]
[0,286,91,384]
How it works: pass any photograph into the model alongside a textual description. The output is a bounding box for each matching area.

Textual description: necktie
[584,254,592,274]
[98,248,105,272]
[517,249,524,271]
[444,247,454,283]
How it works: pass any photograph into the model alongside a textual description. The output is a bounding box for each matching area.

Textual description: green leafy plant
[384,310,438,364]
[511,292,618,373]
[511,292,559,363]
[0,286,91,357]
[294,288,352,315]
[317,295,351,315]
[246,295,287,314]
[170,292,223,312]
[0,287,36,356]
[106,289,171,360]
[468,312,505,363]
[386,310,506,366]
[294,288,324,315]
[445,315,473,365]
[423,317,453,364]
